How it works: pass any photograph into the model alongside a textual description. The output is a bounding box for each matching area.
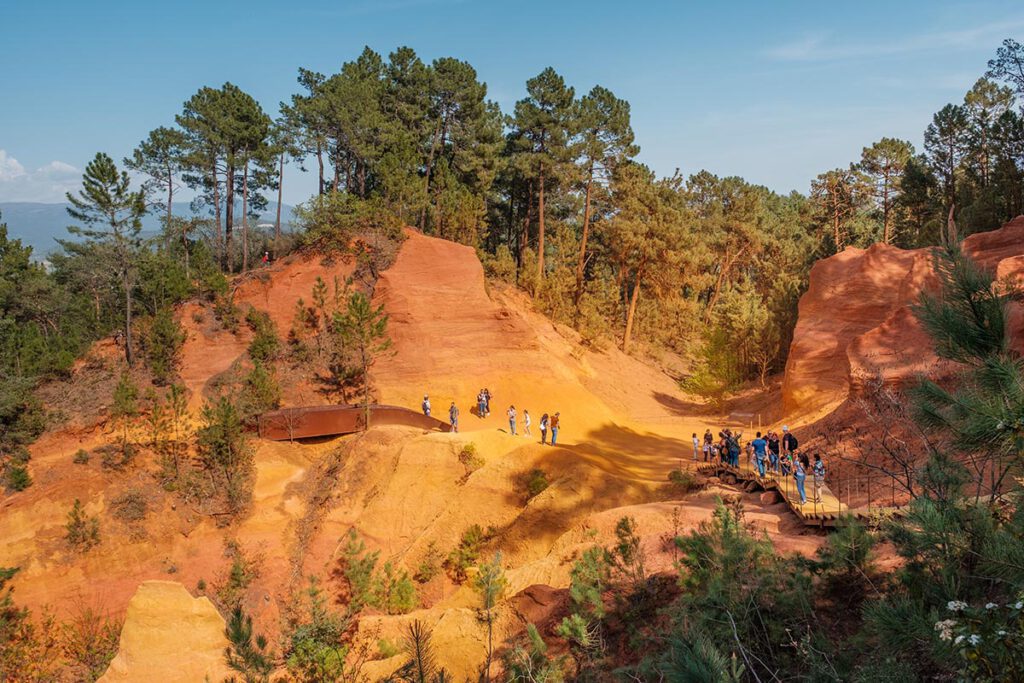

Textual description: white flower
[1016,601,1023,610]
[948,600,969,612]
[986,602,999,610]
[998,630,1008,637]
[969,634,983,646]
[955,635,965,645]
[935,619,957,641]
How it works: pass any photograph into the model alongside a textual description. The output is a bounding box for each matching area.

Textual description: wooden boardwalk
[696,460,855,527]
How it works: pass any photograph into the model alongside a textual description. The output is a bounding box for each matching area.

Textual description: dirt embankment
[782,216,1024,419]
[7,228,824,681]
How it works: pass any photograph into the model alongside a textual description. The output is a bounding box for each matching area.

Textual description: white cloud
[0,150,80,202]
[764,18,1024,62]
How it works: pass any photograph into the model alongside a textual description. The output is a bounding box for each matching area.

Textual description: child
[523,410,532,436]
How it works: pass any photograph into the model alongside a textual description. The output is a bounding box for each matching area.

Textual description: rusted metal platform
[258,404,452,441]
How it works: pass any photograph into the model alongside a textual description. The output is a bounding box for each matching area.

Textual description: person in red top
[549,412,561,445]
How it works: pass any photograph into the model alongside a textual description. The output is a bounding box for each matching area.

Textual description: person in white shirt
[523,410,532,436]
[691,433,700,461]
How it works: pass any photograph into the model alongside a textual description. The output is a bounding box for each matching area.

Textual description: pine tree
[65,153,146,365]
[858,138,914,244]
[924,104,971,212]
[510,68,577,282]
[473,552,507,683]
[124,126,187,231]
[332,292,392,415]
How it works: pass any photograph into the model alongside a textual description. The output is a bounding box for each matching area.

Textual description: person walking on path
[752,432,768,478]
[692,433,700,461]
[449,402,459,433]
[550,412,561,445]
[507,405,517,435]
[523,410,532,436]
[794,455,808,504]
[421,395,431,417]
[767,431,780,472]
[539,413,549,445]
[482,388,492,417]
[477,390,486,418]
[813,454,826,504]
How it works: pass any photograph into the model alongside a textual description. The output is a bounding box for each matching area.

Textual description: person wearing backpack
[539,413,549,445]
[727,431,741,468]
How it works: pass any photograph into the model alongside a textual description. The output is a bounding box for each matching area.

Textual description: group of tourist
[421,390,561,444]
[691,425,827,505]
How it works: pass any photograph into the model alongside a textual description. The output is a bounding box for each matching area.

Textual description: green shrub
[213,292,240,333]
[5,464,32,491]
[444,524,494,583]
[245,309,280,363]
[240,362,281,420]
[524,469,550,500]
[97,442,137,471]
[668,469,699,493]
[414,542,443,584]
[482,244,516,283]
[143,306,185,385]
[66,499,100,551]
[458,443,483,481]
[378,561,418,615]
[73,449,90,465]
[378,638,400,659]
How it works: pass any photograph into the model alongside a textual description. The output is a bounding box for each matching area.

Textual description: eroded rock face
[98,581,229,683]
[782,216,1024,417]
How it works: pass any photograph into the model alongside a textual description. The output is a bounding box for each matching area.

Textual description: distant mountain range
[0,202,296,257]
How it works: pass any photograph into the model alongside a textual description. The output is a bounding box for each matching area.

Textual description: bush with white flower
[936,596,1024,681]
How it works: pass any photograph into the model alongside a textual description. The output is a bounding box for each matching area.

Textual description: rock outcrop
[98,581,229,683]
[782,216,1024,416]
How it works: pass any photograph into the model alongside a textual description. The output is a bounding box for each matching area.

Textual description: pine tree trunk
[241,159,249,273]
[536,163,546,281]
[882,175,891,244]
[623,271,641,353]
[519,181,533,282]
[225,161,235,272]
[166,163,174,236]
[275,152,284,257]
[212,162,223,268]
[316,143,325,195]
[124,273,134,366]
[574,168,594,319]
[420,119,442,231]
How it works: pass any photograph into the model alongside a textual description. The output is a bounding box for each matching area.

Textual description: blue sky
[1,0,1022,205]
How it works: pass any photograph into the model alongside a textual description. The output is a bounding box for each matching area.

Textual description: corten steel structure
[258,404,452,441]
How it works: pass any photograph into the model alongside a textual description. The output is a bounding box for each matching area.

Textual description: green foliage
[142,306,185,384]
[473,552,507,681]
[60,607,121,682]
[667,468,698,493]
[72,449,90,465]
[523,468,549,500]
[284,577,349,683]
[457,442,483,480]
[224,605,275,683]
[65,499,101,552]
[413,542,443,584]
[338,528,380,616]
[244,308,280,364]
[444,524,491,583]
[4,465,30,492]
[195,396,253,514]
[503,623,565,682]
[296,191,403,253]
[331,291,392,408]
[389,620,451,683]
[240,362,281,421]
[378,561,418,615]
[216,540,261,610]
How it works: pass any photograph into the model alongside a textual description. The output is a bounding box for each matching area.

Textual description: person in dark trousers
[449,402,459,433]
[767,431,780,472]
[477,390,486,418]
[507,405,517,435]
[550,412,561,445]
[421,395,431,416]
[482,388,492,417]
[752,431,768,477]
[782,426,798,457]
[539,413,549,444]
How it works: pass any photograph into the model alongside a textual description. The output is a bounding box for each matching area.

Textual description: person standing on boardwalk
[813,454,826,504]
[523,410,532,436]
[449,402,459,433]
[421,395,431,417]
[782,426,798,457]
[550,412,561,445]
[794,454,808,504]
[752,432,768,477]
[767,431,780,472]
[507,405,517,435]
[539,413,549,445]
